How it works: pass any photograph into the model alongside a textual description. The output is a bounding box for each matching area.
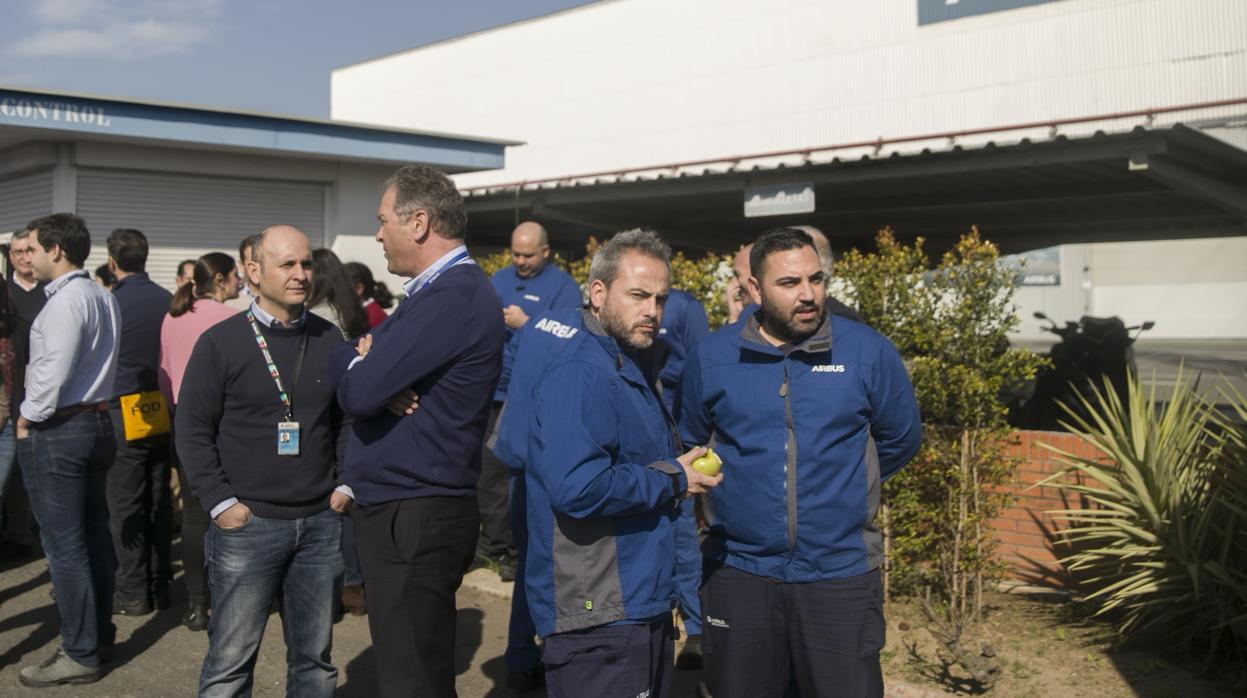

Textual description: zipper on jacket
[781,363,798,554]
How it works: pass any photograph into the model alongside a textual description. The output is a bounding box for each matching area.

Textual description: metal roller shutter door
[76,169,325,290]
[0,169,54,235]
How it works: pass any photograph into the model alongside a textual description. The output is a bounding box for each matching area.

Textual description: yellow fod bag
[119,390,171,441]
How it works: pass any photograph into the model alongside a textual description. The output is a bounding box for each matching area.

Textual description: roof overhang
[463,124,1247,254]
[0,85,518,173]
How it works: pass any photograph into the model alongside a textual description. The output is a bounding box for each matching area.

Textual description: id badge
[277,421,301,456]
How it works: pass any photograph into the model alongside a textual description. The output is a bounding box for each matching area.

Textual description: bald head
[511,221,550,278]
[246,224,313,315]
[732,243,760,307]
[794,225,834,278]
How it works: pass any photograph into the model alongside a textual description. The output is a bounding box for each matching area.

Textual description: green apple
[691,448,722,477]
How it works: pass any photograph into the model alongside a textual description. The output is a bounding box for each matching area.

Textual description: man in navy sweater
[478,221,581,580]
[103,228,174,617]
[177,226,347,697]
[328,165,505,698]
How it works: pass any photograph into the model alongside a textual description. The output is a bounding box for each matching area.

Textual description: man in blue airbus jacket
[490,305,585,691]
[479,221,582,580]
[526,229,721,698]
[678,227,923,698]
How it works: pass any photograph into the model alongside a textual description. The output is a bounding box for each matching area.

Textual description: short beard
[759,296,825,345]
[600,304,653,351]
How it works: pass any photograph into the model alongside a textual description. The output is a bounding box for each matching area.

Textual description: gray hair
[588,228,671,286]
[384,165,468,240]
[13,228,32,241]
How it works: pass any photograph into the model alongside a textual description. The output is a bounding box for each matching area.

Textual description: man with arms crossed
[177,226,347,697]
[328,165,504,697]
[678,228,923,698]
[16,213,121,688]
[526,229,721,698]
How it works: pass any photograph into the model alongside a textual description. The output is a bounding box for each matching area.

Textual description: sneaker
[19,648,99,687]
[676,635,703,670]
[183,601,209,632]
[341,585,367,616]
[505,663,545,691]
[113,593,153,616]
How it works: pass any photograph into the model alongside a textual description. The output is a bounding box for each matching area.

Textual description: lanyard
[245,309,308,421]
[412,250,473,296]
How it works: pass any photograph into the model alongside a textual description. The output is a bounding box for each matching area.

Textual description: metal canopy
[463,125,1247,255]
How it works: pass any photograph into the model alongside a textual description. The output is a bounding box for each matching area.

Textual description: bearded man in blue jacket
[678,227,923,698]
[525,228,722,698]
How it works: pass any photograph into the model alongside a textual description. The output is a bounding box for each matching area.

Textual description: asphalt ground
[0,552,945,697]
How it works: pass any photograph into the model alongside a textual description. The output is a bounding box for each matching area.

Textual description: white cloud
[12,0,222,59]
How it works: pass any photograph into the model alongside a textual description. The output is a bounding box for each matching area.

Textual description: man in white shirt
[15,213,121,688]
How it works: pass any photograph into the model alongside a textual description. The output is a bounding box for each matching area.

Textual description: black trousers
[106,405,172,600]
[172,441,210,604]
[354,495,479,698]
[476,403,514,557]
[702,563,885,698]
[543,617,674,698]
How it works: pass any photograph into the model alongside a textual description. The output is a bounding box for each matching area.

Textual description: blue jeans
[0,420,16,504]
[19,411,117,667]
[674,496,702,636]
[201,507,343,698]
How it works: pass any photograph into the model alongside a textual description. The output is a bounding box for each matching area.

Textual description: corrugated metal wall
[76,169,325,290]
[0,169,53,235]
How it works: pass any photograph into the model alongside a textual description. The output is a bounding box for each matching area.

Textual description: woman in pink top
[158,252,239,633]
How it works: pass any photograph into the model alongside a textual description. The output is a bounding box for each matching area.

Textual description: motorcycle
[1009,312,1154,431]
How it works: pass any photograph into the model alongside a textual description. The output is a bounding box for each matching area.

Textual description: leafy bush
[836,228,1044,624]
[1041,371,1247,663]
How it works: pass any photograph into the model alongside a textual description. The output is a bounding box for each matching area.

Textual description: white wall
[332,0,1247,189]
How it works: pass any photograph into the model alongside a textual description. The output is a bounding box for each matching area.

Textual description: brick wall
[990,430,1108,588]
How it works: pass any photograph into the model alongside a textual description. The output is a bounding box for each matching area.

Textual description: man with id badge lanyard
[176,225,348,697]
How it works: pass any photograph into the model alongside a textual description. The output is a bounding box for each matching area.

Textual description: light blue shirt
[402,244,472,298]
[20,269,121,423]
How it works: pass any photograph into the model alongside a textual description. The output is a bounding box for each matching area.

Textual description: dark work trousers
[106,404,173,601]
[476,403,514,558]
[505,473,538,672]
[354,495,479,698]
[543,616,674,698]
[702,563,885,698]
[171,436,210,605]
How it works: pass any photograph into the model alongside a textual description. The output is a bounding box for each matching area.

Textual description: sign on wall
[1004,246,1062,286]
[744,182,815,218]
[918,0,1064,26]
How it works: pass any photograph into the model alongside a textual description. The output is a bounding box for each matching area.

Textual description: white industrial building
[331,0,1247,340]
[0,85,515,291]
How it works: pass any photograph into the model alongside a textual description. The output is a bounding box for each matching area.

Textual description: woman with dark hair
[94,263,117,290]
[0,281,18,519]
[344,261,391,329]
[158,252,240,632]
[309,249,369,340]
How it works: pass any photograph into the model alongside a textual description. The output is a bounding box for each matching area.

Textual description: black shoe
[183,601,209,631]
[497,554,517,583]
[505,664,545,691]
[113,593,153,616]
[676,635,703,670]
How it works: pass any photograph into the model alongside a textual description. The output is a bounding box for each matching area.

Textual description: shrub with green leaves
[1041,371,1247,663]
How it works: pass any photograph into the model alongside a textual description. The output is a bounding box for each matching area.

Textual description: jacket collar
[739,310,833,357]
[583,309,669,388]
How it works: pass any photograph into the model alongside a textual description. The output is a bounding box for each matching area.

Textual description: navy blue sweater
[328,262,505,506]
[111,272,173,396]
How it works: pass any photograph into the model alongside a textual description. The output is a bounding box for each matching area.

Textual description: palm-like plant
[1039,369,1247,664]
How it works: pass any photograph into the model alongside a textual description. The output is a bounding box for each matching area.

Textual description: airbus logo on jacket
[525,313,686,637]
[677,311,923,583]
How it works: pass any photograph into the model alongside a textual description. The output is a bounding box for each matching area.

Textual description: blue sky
[0,0,596,118]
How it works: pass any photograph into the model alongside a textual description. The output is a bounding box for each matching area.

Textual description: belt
[53,402,109,418]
